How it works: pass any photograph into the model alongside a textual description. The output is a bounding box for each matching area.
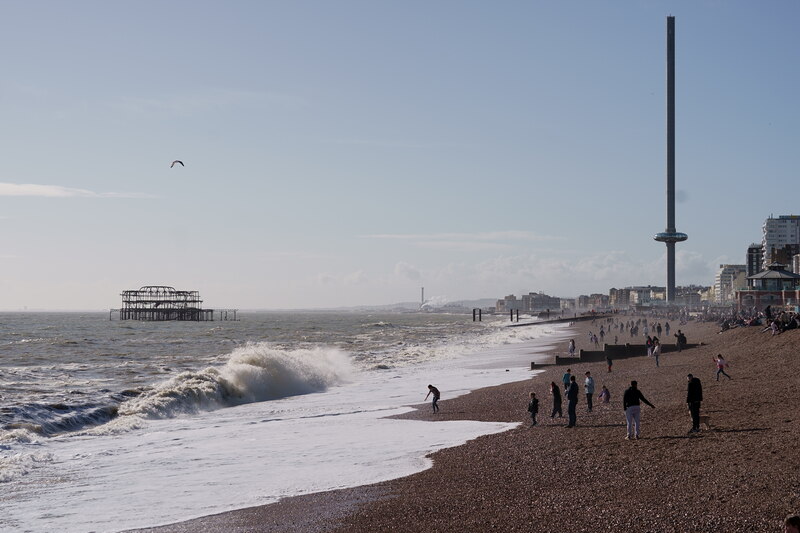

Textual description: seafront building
[495,292,561,314]
[761,215,800,270]
[715,265,747,304]
[495,284,709,315]
[736,262,800,310]
[747,243,764,277]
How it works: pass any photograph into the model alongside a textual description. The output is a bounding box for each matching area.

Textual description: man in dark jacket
[566,375,579,428]
[622,380,655,439]
[686,374,703,433]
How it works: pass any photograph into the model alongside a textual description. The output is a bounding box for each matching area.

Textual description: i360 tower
[654,16,687,303]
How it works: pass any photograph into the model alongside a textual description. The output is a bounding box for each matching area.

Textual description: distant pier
[109,285,237,321]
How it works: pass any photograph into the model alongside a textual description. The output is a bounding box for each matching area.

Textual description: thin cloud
[260,250,329,261]
[363,231,561,242]
[0,183,153,198]
[414,240,514,252]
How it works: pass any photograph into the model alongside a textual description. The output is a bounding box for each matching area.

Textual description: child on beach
[527,392,539,426]
[712,355,732,381]
[598,385,610,404]
[562,369,572,393]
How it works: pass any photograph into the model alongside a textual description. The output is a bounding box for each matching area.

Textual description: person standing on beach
[562,368,572,393]
[686,374,703,433]
[527,392,539,427]
[584,371,595,412]
[785,514,800,533]
[550,382,563,418]
[566,375,579,427]
[568,339,576,357]
[653,339,662,367]
[712,354,732,381]
[606,353,613,373]
[622,380,655,440]
[425,384,440,413]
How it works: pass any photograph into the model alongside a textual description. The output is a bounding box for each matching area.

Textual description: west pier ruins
[110,285,237,321]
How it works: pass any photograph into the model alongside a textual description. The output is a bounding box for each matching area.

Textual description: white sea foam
[118,344,354,419]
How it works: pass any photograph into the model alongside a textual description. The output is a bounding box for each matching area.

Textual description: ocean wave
[1,402,120,440]
[361,321,394,328]
[0,451,54,483]
[118,343,354,420]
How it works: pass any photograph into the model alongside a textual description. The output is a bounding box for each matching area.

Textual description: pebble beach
[133,317,800,533]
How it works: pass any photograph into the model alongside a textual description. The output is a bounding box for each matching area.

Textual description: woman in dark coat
[549,381,563,418]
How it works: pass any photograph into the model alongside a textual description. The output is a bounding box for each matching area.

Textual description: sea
[0,311,570,532]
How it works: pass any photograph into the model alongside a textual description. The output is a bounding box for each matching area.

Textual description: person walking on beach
[712,354,732,381]
[652,339,662,367]
[549,382,563,418]
[527,392,539,427]
[622,380,655,440]
[425,384,440,413]
[566,375,579,427]
[686,374,703,433]
[646,336,654,357]
[584,371,595,412]
[674,330,686,352]
[606,353,613,373]
[568,339,576,357]
[562,368,572,393]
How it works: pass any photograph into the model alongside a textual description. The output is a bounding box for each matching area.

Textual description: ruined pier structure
[110,285,237,321]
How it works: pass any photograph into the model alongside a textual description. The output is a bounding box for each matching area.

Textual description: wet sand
[132,317,800,532]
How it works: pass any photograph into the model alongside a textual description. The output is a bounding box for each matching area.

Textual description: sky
[1,1,799,311]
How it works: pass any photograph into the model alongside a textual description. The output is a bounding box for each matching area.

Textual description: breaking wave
[118,343,354,419]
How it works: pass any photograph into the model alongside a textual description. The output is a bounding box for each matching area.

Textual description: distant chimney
[421,287,424,305]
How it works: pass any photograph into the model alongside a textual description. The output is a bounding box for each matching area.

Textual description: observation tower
[654,16,688,303]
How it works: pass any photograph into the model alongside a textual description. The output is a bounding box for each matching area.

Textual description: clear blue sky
[1,1,798,310]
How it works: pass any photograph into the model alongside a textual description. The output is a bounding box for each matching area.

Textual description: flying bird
[170,160,184,168]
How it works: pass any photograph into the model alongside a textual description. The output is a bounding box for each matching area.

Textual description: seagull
[170,160,184,168]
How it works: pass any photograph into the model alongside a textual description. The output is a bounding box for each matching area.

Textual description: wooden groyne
[507,314,612,327]
[530,341,701,369]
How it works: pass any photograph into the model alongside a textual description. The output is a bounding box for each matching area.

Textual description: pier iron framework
[110,285,236,321]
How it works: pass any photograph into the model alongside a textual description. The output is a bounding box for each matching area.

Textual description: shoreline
[131,317,800,532]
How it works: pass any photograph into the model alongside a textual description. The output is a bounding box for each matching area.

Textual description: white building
[762,215,800,269]
[715,264,746,303]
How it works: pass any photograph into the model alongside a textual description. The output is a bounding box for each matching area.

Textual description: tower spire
[654,16,688,303]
